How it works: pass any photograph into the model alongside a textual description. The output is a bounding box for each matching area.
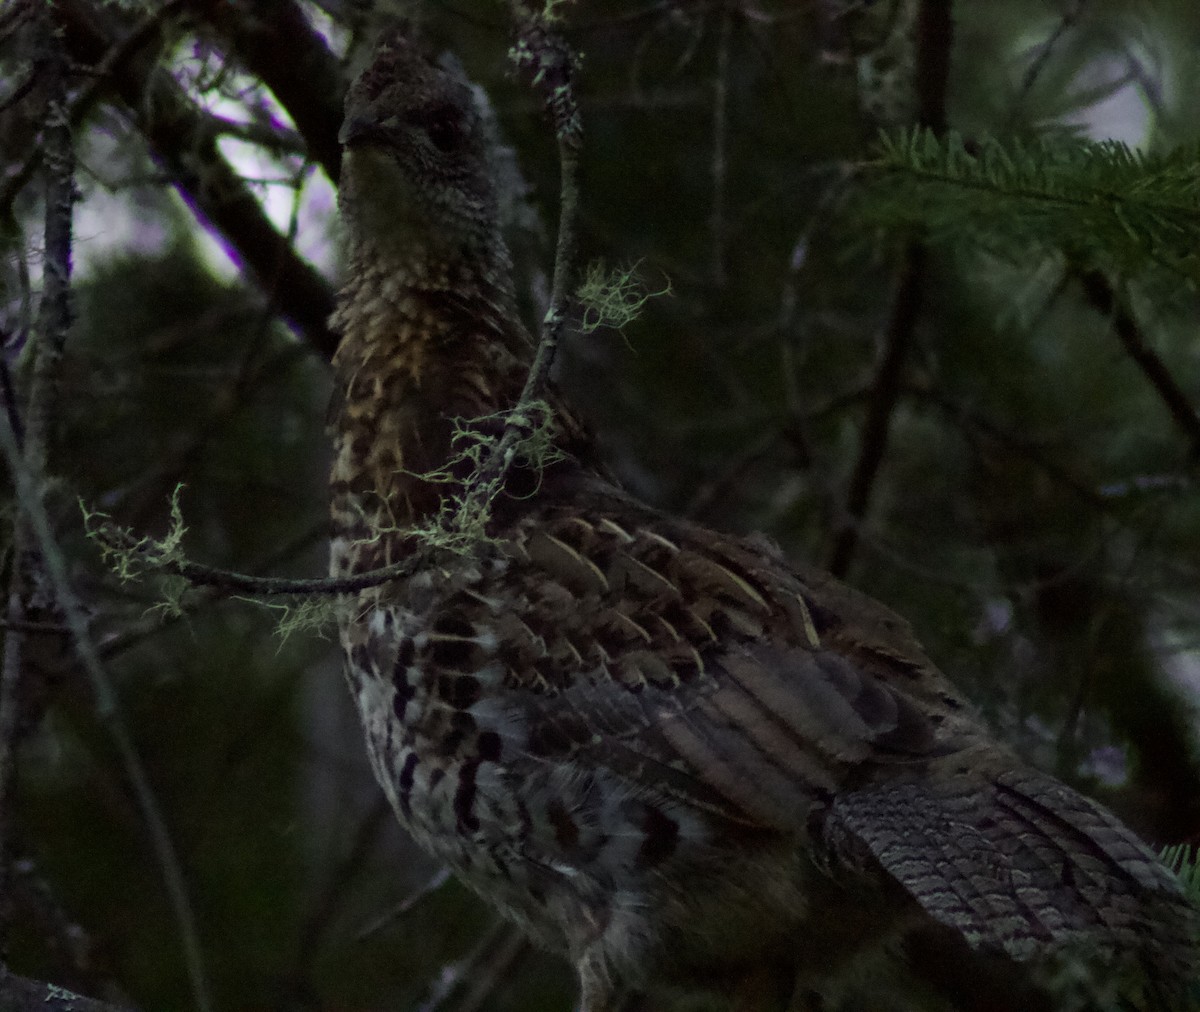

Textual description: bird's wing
[401,486,972,834]
[385,486,1195,977]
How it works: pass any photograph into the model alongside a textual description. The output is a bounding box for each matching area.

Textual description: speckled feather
[330,33,1197,1012]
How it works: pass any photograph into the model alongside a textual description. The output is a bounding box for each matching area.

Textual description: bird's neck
[329,234,532,576]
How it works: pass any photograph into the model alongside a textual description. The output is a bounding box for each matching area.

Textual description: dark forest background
[1,1,1199,1010]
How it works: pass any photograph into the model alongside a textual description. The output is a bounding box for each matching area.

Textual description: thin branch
[25,51,74,474]
[0,0,77,946]
[0,618,69,634]
[99,533,422,596]
[354,866,452,942]
[1005,0,1087,132]
[94,524,327,665]
[462,10,583,510]
[0,386,213,1012]
[910,382,1104,508]
[206,113,307,155]
[826,243,926,577]
[912,0,952,135]
[187,0,345,184]
[826,0,953,577]
[0,0,187,226]
[1077,268,1200,461]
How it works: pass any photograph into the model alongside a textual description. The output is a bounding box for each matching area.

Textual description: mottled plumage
[329,33,1197,1012]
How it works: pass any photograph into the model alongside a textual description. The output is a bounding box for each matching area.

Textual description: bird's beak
[339,116,380,147]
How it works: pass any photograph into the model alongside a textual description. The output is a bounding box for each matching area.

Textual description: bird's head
[338,31,500,264]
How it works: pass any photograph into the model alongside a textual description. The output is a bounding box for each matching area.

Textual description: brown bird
[328,31,1197,1012]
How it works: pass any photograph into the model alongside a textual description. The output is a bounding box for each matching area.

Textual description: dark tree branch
[92,524,421,596]
[1077,268,1200,462]
[188,0,346,184]
[0,0,187,227]
[55,0,338,359]
[206,112,307,155]
[0,0,77,942]
[827,243,927,577]
[826,0,953,578]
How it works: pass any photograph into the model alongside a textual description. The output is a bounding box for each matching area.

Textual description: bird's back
[329,31,1198,1012]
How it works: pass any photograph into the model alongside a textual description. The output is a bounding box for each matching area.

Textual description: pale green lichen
[541,0,574,24]
[244,595,340,646]
[577,260,671,334]
[82,483,189,583]
[402,400,564,555]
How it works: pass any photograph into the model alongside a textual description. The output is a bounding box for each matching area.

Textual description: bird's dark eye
[423,103,465,153]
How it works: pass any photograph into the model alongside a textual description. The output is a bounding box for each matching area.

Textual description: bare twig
[1077,268,1200,461]
[826,243,926,577]
[354,865,451,942]
[94,524,422,597]
[826,0,953,577]
[94,524,327,664]
[461,9,584,514]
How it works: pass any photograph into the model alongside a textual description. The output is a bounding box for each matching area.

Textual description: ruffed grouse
[329,32,1197,1012]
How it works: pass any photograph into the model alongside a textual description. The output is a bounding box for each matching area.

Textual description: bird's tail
[827,759,1198,1003]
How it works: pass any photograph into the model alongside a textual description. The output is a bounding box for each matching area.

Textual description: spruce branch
[862,128,1200,281]
[1161,845,1200,907]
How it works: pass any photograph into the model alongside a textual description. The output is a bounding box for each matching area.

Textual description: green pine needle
[859,128,1200,282]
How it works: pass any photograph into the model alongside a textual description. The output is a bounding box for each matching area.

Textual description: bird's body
[329,33,1197,1012]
